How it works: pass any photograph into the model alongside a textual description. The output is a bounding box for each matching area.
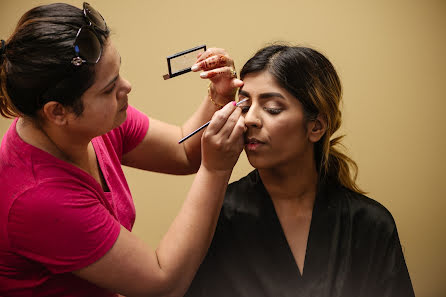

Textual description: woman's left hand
[191,48,243,105]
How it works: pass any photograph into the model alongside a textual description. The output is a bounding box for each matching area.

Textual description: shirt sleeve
[375,226,415,297]
[107,105,149,158]
[7,180,121,273]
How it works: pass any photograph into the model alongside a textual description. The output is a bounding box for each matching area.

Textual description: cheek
[269,119,307,149]
[97,97,118,112]
[268,118,299,140]
[86,101,117,124]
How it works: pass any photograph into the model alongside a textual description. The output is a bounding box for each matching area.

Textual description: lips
[245,137,264,145]
[245,137,265,151]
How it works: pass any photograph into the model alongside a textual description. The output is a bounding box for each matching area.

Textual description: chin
[113,112,127,129]
[245,152,275,170]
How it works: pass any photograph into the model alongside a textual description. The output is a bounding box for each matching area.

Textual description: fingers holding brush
[201,101,245,172]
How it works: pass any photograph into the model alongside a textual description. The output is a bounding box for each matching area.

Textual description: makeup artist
[0,3,245,296]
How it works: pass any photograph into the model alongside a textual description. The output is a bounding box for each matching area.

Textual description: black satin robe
[185,170,415,297]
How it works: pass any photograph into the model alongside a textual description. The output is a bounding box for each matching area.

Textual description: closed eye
[104,83,116,94]
[240,106,282,114]
[240,106,250,113]
[265,107,282,114]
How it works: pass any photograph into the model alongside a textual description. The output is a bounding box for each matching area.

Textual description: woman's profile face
[239,71,315,171]
[65,41,132,138]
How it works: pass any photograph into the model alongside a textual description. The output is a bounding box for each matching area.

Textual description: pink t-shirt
[0,105,149,296]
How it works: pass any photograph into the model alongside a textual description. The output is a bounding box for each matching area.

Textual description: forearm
[155,165,231,296]
[121,96,221,175]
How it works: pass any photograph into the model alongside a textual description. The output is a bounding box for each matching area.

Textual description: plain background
[1,0,445,296]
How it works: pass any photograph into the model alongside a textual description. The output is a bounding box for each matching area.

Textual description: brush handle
[178,98,248,144]
[178,121,211,144]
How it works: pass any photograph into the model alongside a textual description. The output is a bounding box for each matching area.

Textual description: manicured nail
[191,64,199,71]
[232,101,236,106]
[200,72,208,78]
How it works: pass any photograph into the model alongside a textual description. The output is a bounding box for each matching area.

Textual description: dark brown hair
[0,3,109,118]
[240,45,364,194]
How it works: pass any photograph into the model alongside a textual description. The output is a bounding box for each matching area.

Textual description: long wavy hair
[240,45,364,194]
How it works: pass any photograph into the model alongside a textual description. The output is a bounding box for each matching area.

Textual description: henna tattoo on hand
[205,69,226,78]
[201,55,228,70]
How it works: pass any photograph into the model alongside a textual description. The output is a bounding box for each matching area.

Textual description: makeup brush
[178,98,248,144]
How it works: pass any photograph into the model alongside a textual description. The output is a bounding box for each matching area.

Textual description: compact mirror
[163,45,206,80]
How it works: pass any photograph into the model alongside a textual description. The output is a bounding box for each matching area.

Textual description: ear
[41,101,69,126]
[307,114,327,143]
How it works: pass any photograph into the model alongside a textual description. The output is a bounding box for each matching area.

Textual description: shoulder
[222,170,266,219]
[334,185,397,233]
[226,170,260,198]
[1,141,101,210]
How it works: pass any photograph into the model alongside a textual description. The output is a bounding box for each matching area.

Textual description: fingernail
[232,101,236,106]
[200,72,208,78]
[191,64,199,71]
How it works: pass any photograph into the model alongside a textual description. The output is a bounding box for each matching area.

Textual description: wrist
[208,83,234,108]
[199,163,233,180]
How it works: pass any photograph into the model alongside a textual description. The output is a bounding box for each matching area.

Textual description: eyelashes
[265,108,282,114]
[104,83,116,94]
[240,106,282,115]
[240,106,250,113]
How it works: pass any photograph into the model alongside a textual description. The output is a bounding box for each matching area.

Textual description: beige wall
[1,0,445,296]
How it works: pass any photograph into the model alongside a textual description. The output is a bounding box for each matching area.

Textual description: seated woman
[186,45,415,297]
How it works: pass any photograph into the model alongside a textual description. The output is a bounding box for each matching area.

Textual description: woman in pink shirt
[0,2,244,296]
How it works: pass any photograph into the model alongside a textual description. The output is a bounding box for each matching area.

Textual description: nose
[122,77,132,94]
[117,77,132,100]
[243,104,262,129]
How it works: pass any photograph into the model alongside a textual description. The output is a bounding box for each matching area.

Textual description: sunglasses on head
[71,2,108,66]
[38,3,108,106]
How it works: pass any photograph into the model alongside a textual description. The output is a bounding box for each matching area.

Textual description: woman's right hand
[201,101,245,172]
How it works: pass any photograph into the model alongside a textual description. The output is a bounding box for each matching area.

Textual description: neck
[17,117,92,169]
[258,157,319,213]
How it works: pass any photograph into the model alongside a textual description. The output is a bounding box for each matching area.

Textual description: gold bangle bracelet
[208,83,225,108]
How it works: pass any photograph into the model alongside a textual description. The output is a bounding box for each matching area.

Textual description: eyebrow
[239,89,286,100]
[100,56,122,92]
